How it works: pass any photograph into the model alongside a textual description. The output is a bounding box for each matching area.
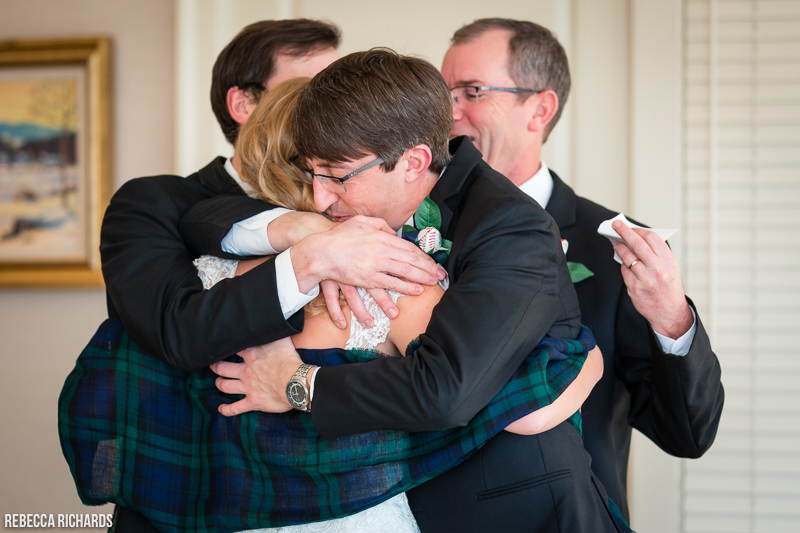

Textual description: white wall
[0,0,174,529]
[175,0,639,211]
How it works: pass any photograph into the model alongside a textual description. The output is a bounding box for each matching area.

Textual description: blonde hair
[237,77,342,317]
[238,77,316,211]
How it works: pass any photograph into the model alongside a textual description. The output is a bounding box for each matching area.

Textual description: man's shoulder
[467,163,549,223]
[109,160,224,210]
[572,193,648,231]
[114,167,202,197]
[573,195,619,229]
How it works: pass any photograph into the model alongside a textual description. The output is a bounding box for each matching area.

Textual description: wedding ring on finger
[628,259,639,270]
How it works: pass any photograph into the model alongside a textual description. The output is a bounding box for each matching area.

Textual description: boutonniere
[402,196,452,264]
[562,239,595,283]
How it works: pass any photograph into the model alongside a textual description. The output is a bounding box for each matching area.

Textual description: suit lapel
[545,171,577,230]
[432,137,483,239]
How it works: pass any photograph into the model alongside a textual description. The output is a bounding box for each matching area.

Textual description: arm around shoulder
[102,177,301,370]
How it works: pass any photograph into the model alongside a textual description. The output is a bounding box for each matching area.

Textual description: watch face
[286,381,307,408]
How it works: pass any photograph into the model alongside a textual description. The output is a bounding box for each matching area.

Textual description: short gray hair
[452,18,570,142]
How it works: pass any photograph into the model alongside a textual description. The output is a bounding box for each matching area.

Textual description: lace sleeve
[345,288,403,350]
[193,255,239,290]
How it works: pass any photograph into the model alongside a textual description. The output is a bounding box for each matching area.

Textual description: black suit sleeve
[179,194,280,258]
[100,177,302,371]
[312,201,580,437]
[615,293,724,458]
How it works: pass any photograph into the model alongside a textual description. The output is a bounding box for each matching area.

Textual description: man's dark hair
[211,19,341,144]
[293,49,452,174]
[452,18,570,141]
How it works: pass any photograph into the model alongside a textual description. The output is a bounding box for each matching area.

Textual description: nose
[313,178,339,213]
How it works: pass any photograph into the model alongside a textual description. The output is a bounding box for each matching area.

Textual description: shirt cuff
[309,366,318,405]
[275,247,319,319]
[220,208,294,256]
[653,306,697,356]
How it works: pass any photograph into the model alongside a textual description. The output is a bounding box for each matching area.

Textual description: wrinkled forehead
[442,31,514,86]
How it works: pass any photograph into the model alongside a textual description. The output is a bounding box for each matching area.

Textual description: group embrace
[58,17,724,533]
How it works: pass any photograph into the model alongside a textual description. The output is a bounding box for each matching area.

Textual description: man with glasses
[290,153,385,193]
[439,18,724,521]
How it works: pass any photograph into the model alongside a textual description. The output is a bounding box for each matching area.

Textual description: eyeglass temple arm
[343,157,385,180]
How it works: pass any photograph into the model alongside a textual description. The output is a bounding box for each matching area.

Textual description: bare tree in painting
[27,80,78,209]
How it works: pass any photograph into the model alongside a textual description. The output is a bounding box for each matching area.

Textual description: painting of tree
[27,79,78,208]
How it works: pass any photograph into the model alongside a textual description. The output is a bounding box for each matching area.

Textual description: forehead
[266,47,339,90]
[309,155,371,172]
[442,29,514,86]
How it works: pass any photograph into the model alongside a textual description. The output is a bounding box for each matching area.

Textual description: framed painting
[0,38,111,287]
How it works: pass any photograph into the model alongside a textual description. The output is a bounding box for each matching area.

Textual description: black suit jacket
[100,157,304,370]
[305,137,582,436]
[544,171,724,520]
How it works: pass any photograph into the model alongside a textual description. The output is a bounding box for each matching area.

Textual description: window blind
[682,1,800,532]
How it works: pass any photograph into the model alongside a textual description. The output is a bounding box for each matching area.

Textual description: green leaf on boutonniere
[568,262,595,284]
[440,238,453,251]
[414,196,442,230]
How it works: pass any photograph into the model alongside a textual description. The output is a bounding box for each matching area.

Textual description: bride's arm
[504,346,604,435]
[385,284,445,355]
[235,256,270,276]
[386,285,603,435]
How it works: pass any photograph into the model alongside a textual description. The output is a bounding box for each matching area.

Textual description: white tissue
[596,213,678,264]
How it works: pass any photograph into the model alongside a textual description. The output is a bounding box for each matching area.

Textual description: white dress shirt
[518,162,696,355]
[220,159,319,319]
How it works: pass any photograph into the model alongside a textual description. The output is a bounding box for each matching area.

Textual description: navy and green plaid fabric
[59,319,592,533]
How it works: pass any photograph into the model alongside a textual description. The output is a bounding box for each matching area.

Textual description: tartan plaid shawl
[59,319,593,533]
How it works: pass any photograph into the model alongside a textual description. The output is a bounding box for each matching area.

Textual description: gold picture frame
[0,38,111,287]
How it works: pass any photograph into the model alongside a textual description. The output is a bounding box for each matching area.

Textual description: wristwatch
[286,363,315,412]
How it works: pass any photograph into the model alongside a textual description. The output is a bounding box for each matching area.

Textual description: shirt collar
[517,161,554,209]
[224,158,259,199]
[397,216,414,238]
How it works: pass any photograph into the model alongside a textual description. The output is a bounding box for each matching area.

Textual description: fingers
[372,273,424,297]
[373,246,444,285]
[209,360,244,380]
[355,225,442,279]
[634,227,673,258]
[342,284,373,328]
[218,397,257,417]
[368,288,399,319]
[349,215,396,235]
[215,376,245,396]
[321,280,347,329]
[613,241,637,268]
[612,221,657,265]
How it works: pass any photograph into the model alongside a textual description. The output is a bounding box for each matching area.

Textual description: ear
[526,90,559,134]
[226,86,257,126]
[403,144,433,183]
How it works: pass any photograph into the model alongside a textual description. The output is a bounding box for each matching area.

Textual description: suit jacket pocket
[476,469,572,500]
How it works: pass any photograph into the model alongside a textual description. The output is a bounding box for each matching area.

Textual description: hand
[291,215,445,295]
[210,337,302,416]
[267,211,337,252]
[612,220,693,339]
[322,280,399,329]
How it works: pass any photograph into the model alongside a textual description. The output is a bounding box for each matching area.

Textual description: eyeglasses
[290,155,385,193]
[450,86,542,106]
